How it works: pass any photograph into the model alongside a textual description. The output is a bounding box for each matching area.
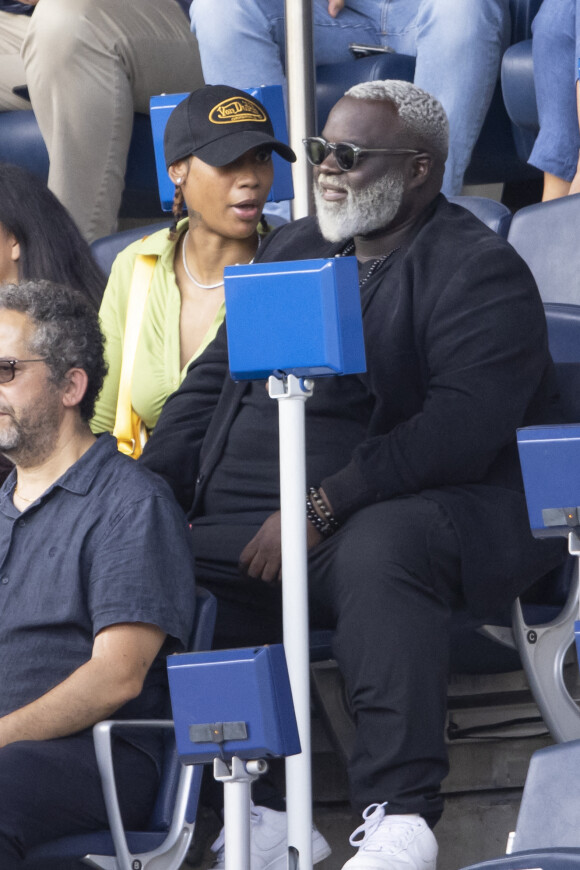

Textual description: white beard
[314,168,405,243]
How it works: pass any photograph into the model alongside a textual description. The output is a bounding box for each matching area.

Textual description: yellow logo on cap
[209,97,267,125]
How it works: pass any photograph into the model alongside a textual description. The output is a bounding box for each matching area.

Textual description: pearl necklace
[338,240,400,287]
[181,230,261,289]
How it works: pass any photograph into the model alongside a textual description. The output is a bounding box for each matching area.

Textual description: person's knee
[418,0,509,45]
[329,505,424,597]
[328,499,461,611]
[24,0,100,72]
[192,0,278,38]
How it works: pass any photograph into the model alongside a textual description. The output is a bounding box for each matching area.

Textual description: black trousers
[0,731,159,869]
[192,495,463,826]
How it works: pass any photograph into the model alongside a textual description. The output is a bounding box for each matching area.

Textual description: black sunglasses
[303,137,420,172]
[0,358,47,383]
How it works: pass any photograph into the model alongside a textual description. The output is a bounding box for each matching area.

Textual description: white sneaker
[210,803,332,869]
[342,803,438,870]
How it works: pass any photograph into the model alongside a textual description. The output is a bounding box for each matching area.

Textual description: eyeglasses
[0,358,47,383]
[302,137,420,171]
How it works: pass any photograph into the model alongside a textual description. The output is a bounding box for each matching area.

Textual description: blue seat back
[507,195,580,305]
[501,40,538,131]
[316,53,415,131]
[447,195,513,237]
[91,220,172,276]
[544,303,580,423]
[501,0,544,163]
[501,40,538,164]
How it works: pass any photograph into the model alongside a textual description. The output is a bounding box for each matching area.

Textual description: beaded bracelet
[306,496,334,537]
[308,486,340,533]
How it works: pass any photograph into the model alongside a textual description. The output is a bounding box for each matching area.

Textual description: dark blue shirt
[0,433,196,725]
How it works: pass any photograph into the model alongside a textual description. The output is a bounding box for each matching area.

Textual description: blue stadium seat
[501,40,538,165]
[507,194,580,305]
[316,52,416,131]
[22,587,216,870]
[91,220,172,276]
[447,195,513,237]
[500,0,543,167]
[460,739,580,869]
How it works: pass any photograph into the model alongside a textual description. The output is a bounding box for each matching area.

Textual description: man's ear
[168,159,190,186]
[8,234,20,264]
[61,368,89,410]
[407,152,433,189]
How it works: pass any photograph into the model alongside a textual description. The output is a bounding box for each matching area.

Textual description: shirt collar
[136,218,188,273]
[0,433,119,516]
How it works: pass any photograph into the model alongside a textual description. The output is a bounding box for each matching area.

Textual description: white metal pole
[269,374,314,870]
[214,757,252,870]
[285,0,316,218]
[214,756,268,870]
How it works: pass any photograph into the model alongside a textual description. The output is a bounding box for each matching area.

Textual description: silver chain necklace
[181,230,261,290]
[338,240,399,287]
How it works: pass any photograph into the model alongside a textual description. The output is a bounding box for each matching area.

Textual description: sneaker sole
[261,833,332,870]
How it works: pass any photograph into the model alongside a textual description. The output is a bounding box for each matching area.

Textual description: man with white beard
[142,81,565,870]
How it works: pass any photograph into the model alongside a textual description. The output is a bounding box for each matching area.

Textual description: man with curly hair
[0,280,196,867]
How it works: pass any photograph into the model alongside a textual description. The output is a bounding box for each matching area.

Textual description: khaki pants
[0,0,203,241]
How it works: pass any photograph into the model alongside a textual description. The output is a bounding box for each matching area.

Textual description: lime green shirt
[91,219,225,435]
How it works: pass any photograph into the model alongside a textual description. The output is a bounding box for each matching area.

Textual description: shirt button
[18,519,25,527]
[196,474,204,485]
[1,577,8,585]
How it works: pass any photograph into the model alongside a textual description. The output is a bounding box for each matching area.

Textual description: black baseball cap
[164,84,296,169]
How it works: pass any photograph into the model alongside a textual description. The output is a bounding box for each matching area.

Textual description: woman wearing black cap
[91,84,296,442]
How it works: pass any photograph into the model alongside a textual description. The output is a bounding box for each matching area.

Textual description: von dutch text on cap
[209,97,268,125]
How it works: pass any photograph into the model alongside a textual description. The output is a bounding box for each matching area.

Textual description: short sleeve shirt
[0,434,196,721]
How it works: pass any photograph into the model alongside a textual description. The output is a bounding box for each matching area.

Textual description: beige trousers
[0,0,203,241]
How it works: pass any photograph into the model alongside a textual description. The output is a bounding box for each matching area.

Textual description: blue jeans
[529,0,580,182]
[190,0,510,194]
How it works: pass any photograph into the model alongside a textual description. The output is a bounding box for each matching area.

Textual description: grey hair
[0,280,107,421]
[344,80,449,162]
